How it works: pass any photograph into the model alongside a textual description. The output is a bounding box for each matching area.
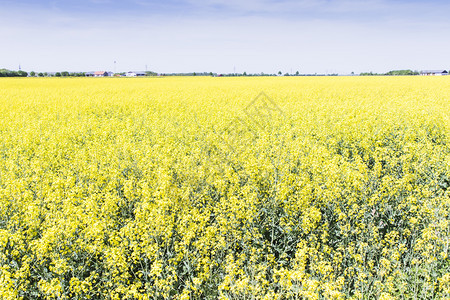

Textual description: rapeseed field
[0,76,449,299]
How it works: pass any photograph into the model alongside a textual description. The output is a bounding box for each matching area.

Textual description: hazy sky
[1,0,449,74]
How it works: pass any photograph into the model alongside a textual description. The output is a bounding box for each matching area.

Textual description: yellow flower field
[0,76,449,299]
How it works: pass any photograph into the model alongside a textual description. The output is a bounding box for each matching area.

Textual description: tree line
[360,70,420,76]
[0,69,28,77]
[1,68,424,78]
[0,69,89,77]
[31,71,86,77]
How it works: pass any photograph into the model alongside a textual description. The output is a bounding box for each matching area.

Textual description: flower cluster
[0,76,448,299]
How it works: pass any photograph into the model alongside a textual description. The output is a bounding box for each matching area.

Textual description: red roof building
[93,71,108,77]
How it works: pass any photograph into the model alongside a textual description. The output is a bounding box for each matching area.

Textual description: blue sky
[1,0,449,74]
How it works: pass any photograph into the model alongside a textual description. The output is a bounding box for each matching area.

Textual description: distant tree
[30,71,36,77]
[243,71,247,76]
[17,70,28,77]
[38,72,44,77]
[61,71,69,77]
[278,71,282,75]
[360,72,378,76]
[55,72,61,77]
[295,71,299,76]
[0,69,27,77]
[385,70,419,76]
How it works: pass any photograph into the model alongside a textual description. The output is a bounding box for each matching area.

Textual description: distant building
[126,71,146,77]
[420,70,448,76]
[94,71,108,77]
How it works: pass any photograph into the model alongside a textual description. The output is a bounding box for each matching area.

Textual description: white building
[94,71,108,77]
[126,71,146,77]
[420,70,448,76]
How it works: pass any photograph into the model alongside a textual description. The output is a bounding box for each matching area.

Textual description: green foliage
[360,72,381,76]
[385,70,419,76]
[69,72,86,77]
[360,70,420,76]
[0,69,28,77]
